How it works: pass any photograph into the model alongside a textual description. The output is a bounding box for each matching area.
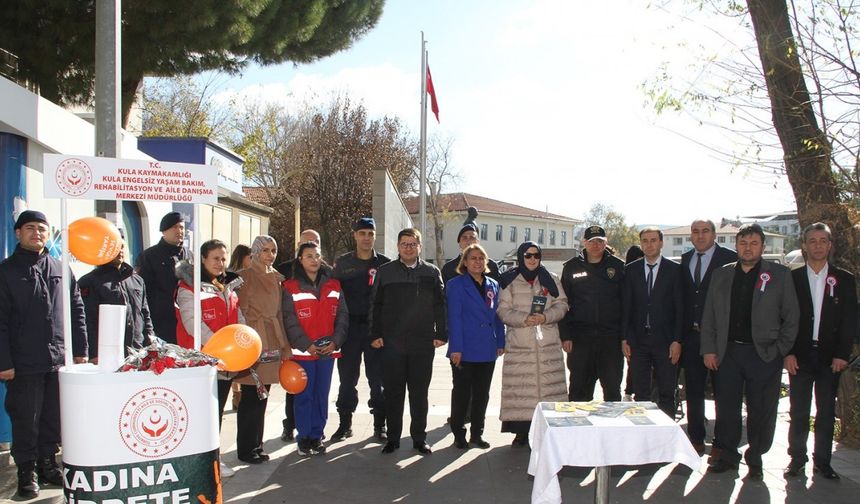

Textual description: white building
[661,223,788,258]
[404,192,582,266]
[739,210,800,237]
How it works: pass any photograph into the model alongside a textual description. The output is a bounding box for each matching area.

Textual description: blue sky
[211,0,797,226]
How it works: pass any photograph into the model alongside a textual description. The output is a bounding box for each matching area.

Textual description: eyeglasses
[523,252,541,260]
[399,242,419,249]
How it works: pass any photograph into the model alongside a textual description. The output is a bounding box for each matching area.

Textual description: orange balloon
[202,324,262,372]
[68,217,123,265]
[279,360,308,394]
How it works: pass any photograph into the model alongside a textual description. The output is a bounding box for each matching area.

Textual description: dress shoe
[813,463,840,480]
[511,432,528,447]
[453,437,468,450]
[237,452,266,464]
[708,447,722,464]
[414,442,432,454]
[37,456,63,486]
[707,459,739,474]
[17,462,40,499]
[381,442,400,454]
[470,437,491,449]
[783,459,804,478]
[691,442,706,456]
[746,465,763,481]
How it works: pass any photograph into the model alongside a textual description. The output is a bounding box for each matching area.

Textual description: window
[495,224,503,241]
[480,223,488,241]
[524,227,531,241]
[537,229,545,244]
[561,231,567,246]
[730,236,736,243]
[673,237,682,245]
[510,226,517,242]
[550,230,556,246]
[717,236,726,243]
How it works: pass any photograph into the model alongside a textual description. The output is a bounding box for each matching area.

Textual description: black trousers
[450,361,495,439]
[681,331,717,444]
[787,347,840,466]
[237,384,270,458]
[566,334,623,402]
[382,349,433,445]
[630,340,677,416]
[4,371,61,464]
[217,378,232,431]
[283,393,295,432]
[335,322,385,417]
[714,342,782,466]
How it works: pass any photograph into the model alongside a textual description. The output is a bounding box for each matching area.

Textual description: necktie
[646,263,656,298]
[694,252,704,288]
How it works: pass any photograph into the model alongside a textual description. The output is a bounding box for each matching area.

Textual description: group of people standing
[0,207,856,499]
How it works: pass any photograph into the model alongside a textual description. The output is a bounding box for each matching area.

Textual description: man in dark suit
[701,223,799,480]
[622,227,683,417]
[784,223,857,480]
[680,219,737,455]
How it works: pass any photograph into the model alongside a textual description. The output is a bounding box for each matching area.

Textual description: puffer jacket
[497,272,569,422]
[174,260,245,348]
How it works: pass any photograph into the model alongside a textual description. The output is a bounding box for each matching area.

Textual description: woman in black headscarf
[497,242,569,446]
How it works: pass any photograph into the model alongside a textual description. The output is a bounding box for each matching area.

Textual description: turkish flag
[426,65,440,123]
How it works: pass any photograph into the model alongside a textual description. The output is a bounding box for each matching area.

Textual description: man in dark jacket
[0,210,88,498]
[331,218,390,442]
[441,212,500,285]
[784,223,857,480]
[679,219,737,455]
[371,228,447,455]
[79,246,155,360]
[135,211,191,345]
[560,225,626,402]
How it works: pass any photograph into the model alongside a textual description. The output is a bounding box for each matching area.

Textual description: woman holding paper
[235,235,290,464]
[446,244,506,449]
[282,241,349,457]
[497,241,568,447]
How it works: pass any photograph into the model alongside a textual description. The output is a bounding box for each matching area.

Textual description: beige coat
[498,272,569,422]
[235,260,290,385]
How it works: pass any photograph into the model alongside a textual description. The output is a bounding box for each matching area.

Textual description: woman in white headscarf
[235,235,291,464]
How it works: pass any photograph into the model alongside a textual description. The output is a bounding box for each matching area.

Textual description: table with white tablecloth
[527,402,703,504]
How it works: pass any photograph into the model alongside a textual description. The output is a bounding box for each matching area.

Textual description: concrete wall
[372,167,413,258]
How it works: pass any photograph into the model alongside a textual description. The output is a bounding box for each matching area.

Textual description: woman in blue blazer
[446,243,506,449]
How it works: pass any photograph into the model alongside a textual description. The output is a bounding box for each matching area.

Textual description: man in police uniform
[0,210,88,498]
[135,211,191,344]
[330,218,391,441]
[560,225,626,402]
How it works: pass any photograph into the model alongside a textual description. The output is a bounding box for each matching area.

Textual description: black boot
[37,455,63,486]
[373,413,387,441]
[17,461,40,499]
[452,427,468,450]
[331,412,353,442]
[280,418,295,442]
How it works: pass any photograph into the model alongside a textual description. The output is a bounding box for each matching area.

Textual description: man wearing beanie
[441,211,501,285]
[0,210,88,498]
[330,217,391,442]
[135,211,192,344]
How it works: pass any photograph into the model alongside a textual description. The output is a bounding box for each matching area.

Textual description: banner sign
[43,154,219,204]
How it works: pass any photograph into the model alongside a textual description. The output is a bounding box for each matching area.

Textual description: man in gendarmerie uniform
[0,210,88,498]
[559,225,626,402]
[441,209,500,285]
[134,211,191,344]
[78,245,155,361]
[330,217,391,442]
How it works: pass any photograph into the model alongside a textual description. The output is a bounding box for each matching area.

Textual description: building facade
[661,223,787,258]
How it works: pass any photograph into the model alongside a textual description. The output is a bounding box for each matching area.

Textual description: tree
[645,0,860,446]
[425,134,463,266]
[582,203,640,258]
[0,0,385,125]
[139,75,233,140]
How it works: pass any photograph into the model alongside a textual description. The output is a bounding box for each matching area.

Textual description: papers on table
[542,401,658,425]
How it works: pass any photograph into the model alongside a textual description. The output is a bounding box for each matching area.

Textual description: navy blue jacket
[135,238,191,344]
[680,244,737,339]
[0,246,88,374]
[445,273,505,362]
[79,262,155,358]
[333,250,390,319]
[622,257,683,348]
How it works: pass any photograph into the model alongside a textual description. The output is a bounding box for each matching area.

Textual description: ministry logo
[119,387,189,457]
[55,158,93,196]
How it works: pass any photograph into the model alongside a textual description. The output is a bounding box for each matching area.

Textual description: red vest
[175,281,240,349]
[284,278,342,360]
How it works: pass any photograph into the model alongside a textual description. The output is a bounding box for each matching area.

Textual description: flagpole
[419,32,428,252]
